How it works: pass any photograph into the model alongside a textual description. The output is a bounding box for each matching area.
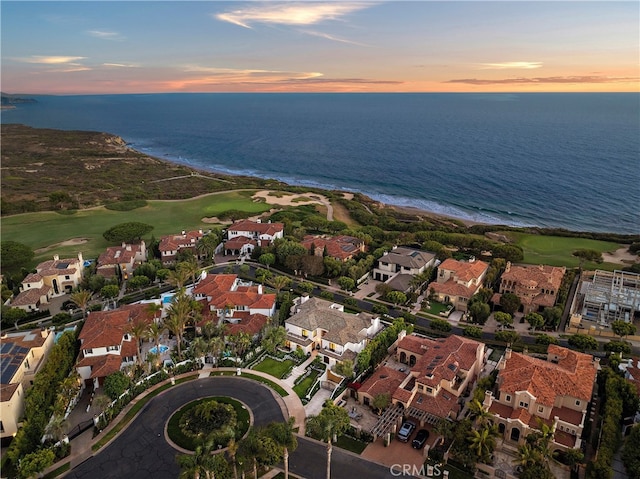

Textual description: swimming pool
[149,345,169,354]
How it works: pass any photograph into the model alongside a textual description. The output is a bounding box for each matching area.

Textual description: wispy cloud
[479,62,543,70]
[86,30,124,41]
[103,63,139,68]
[215,3,369,28]
[48,66,92,73]
[446,75,638,85]
[301,29,368,46]
[15,55,86,64]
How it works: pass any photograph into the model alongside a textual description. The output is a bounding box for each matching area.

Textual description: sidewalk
[282,351,317,389]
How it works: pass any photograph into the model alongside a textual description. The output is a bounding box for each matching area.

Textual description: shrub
[105,199,148,211]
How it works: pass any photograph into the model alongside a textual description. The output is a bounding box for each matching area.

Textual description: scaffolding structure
[579,270,640,324]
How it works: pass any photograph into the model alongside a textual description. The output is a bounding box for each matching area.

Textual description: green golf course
[2,190,272,264]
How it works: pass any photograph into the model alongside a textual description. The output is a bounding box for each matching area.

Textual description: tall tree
[126,319,148,365]
[167,267,190,290]
[467,425,498,463]
[525,312,545,332]
[266,418,298,479]
[70,289,92,318]
[262,326,287,355]
[1,241,34,275]
[103,222,153,244]
[178,257,200,286]
[269,275,292,295]
[306,401,350,479]
[500,293,521,315]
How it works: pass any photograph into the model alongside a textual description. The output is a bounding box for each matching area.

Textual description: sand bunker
[602,247,639,265]
[35,238,89,254]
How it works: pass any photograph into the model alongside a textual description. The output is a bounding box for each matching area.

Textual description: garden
[251,356,295,379]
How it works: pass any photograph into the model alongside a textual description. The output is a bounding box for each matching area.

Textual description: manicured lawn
[252,357,295,379]
[506,232,621,270]
[293,369,321,398]
[2,190,271,265]
[422,301,451,315]
[212,371,289,397]
[335,434,369,454]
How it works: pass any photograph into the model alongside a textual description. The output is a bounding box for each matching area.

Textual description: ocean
[2,93,639,234]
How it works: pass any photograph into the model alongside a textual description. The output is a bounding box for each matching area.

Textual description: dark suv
[412,429,429,449]
[397,421,416,442]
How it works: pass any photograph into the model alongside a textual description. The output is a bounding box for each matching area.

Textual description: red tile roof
[225,313,269,336]
[225,236,257,251]
[359,366,407,398]
[79,305,154,351]
[497,346,596,406]
[228,219,284,236]
[193,274,275,313]
[159,230,203,253]
[76,354,123,379]
[11,285,50,306]
[98,242,144,266]
[438,258,489,283]
[409,391,460,418]
[301,235,365,261]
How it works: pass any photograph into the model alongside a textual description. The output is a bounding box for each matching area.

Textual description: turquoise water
[149,345,169,354]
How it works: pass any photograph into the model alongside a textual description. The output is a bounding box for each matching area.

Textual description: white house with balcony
[284,296,382,367]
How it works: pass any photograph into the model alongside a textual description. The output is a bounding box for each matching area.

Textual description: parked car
[412,429,429,449]
[397,421,416,442]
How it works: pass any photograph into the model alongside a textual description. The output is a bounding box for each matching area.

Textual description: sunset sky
[2,1,638,94]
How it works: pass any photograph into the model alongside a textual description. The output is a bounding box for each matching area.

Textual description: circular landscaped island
[167,396,250,451]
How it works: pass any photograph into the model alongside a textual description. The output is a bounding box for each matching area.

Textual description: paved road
[65,377,395,479]
[65,377,284,479]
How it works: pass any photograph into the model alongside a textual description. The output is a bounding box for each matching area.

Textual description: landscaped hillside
[0,124,278,215]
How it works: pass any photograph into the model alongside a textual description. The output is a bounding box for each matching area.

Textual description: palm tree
[191,336,209,365]
[209,336,225,365]
[70,289,92,318]
[127,319,148,365]
[146,302,163,322]
[266,418,298,479]
[176,439,216,479]
[178,257,200,286]
[167,267,190,290]
[269,275,292,295]
[234,332,252,359]
[146,321,165,366]
[45,414,69,442]
[306,401,350,479]
[197,233,220,265]
[468,399,493,427]
[467,424,498,463]
[514,442,540,469]
[227,437,239,479]
[434,418,455,445]
[262,326,287,355]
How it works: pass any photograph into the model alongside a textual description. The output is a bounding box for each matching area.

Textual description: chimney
[483,390,493,408]
[201,270,207,281]
[505,261,511,272]
[198,229,203,235]
[469,256,475,263]
[301,294,310,304]
[256,219,261,224]
[505,348,512,360]
[78,252,83,263]
[182,230,186,237]
[53,254,59,261]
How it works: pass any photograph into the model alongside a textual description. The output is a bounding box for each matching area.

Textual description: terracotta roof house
[224,219,284,256]
[96,241,147,280]
[11,253,85,312]
[76,304,155,389]
[492,262,566,314]
[285,296,382,368]
[301,235,366,262]
[359,333,485,425]
[372,246,436,293]
[158,230,204,266]
[428,257,489,311]
[1,328,55,443]
[192,273,276,338]
[483,345,598,451]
